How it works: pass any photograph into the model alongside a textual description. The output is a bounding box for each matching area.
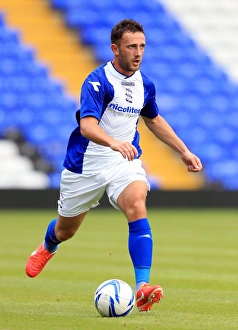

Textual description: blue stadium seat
[94,44,112,63]
[223,177,238,190]
[65,8,100,29]
[48,171,62,188]
[80,26,110,45]
[0,26,20,43]
[206,160,238,185]
[198,142,227,165]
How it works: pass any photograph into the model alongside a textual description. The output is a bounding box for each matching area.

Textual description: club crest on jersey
[125,88,133,103]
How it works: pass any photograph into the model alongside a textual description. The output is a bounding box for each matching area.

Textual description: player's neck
[111,60,135,77]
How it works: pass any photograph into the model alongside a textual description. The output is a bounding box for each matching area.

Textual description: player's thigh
[117,180,148,220]
[106,159,149,219]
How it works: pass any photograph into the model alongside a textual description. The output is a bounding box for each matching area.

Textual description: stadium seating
[0,11,77,187]
[0,139,49,188]
[0,0,238,189]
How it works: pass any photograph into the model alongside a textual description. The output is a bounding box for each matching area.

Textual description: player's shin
[44,218,62,253]
[128,218,153,291]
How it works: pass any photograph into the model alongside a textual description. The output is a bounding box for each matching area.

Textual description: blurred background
[0,0,238,198]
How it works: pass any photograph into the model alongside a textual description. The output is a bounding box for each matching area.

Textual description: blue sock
[44,219,61,253]
[128,218,153,292]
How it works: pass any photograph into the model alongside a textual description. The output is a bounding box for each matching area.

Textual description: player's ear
[111,43,119,55]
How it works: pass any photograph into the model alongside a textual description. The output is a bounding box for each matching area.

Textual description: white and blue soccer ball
[94,279,135,317]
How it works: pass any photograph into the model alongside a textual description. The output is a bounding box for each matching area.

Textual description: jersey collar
[109,61,137,79]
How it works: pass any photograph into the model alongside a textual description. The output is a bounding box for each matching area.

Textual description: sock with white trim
[128,218,153,291]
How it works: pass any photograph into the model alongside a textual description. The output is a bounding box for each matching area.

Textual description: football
[94,279,135,317]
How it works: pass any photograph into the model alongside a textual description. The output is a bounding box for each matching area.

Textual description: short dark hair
[111,19,144,45]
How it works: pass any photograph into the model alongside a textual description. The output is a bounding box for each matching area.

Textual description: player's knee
[125,199,146,220]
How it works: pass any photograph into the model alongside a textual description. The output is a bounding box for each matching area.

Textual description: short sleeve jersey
[63,61,159,174]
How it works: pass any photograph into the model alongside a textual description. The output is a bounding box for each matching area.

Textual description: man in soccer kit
[26,19,202,312]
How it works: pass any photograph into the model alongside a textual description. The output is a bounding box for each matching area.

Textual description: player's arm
[142,114,202,172]
[80,116,138,161]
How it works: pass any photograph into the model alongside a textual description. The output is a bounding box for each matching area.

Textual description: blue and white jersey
[63,61,159,174]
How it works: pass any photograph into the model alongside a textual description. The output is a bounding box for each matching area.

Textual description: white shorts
[57,159,150,217]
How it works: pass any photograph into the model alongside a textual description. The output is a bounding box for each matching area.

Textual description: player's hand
[109,141,138,161]
[180,151,203,172]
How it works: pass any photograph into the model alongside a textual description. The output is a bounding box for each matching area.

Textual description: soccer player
[26,19,202,312]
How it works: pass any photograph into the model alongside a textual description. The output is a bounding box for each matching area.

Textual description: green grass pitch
[1,208,238,330]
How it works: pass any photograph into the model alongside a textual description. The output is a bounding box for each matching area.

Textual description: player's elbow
[80,119,91,138]
[80,124,87,138]
[80,126,92,140]
[80,116,98,138]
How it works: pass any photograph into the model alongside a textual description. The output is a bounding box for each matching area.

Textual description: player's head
[111,19,146,76]
[111,19,144,45]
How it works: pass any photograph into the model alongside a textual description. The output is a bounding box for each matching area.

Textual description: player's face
[112,32,146,76]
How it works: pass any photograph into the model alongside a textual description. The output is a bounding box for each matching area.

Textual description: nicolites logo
[109,103,141,114]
